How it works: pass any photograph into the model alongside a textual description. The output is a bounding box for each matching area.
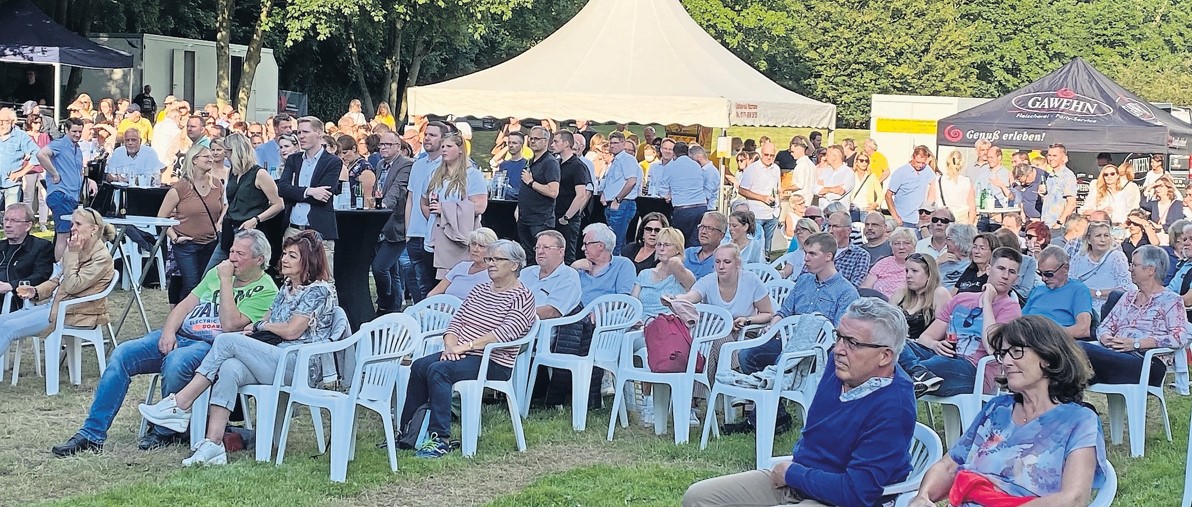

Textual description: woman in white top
[849,153,883,212]
[1069,221,1134,313]
[428,227,498,300]
[1080,164,1133,224]
[1115,169,1141,225]
[777,218,819,279]
[935,150,976,224]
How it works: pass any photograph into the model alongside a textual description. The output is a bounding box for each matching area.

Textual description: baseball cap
[126,103,141,113]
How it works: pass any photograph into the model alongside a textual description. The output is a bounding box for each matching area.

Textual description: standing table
[333,209,390,331]
[106,215,179,336]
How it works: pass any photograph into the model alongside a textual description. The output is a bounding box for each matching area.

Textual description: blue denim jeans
[400,354,511,437]
[1078,341,1166,387]
[406,237,437,303]
[78,331,212,443]
[371,240,406,312]
[172,240,217,298]
[757,218,778,255]
[604,199,637,256]
[897,340,978,396]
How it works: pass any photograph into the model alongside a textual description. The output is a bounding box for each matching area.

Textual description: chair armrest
[1140,347,1175,385]
[736,323,766,340]
[534,310,591,354]
[764,455,791,470]
[772,349,819,392]
[969,355,997,396]
[476,331,536,382]
[715,332,776,377]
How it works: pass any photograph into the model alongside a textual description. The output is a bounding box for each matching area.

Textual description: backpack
[644,314,704,373]
[397,402,430,450]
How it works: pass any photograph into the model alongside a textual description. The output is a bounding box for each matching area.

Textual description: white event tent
[406,0,836,129]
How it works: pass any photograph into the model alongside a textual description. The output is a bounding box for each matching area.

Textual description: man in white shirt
[106,129,164,183]
[814,145,854,207]
[916,208,954,258]
[966,139,991,180]
[783,136,816,205]
[150,110,183,169]
[737,140,781,252]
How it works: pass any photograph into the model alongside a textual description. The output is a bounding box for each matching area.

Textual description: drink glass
[18,280,31,299]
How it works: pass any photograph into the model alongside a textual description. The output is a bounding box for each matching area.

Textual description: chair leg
[310,405,327,454]
[505,388,527,452]
[571,363,593,432]
[606,375,626,442]
[68,337,83,385]
[940,404,963,449]
[275,400,297,465]
[44,333,62,396]
[753,397,779,469]
[328,410,353,483]
[379,406,398,473]
[1125,391,1147,458]
[524,361,541,418]
[191,389,212,449]
[139,374,161,438]
[252,394,276,463]
[458,384,482,457]
[670,383,692,445]
[9,340,20,386]
[1153,389,1173,441]
[93,334,108,378]
[32,336,42,377]
[1104,394,1125,446]
[700,389,722,449]
[652,383,671,436]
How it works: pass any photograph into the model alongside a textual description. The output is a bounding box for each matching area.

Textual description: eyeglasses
[829,223,850,230]
[962,307,982,328]
[528,137,548,142]
[582,241,604,249]
[833,330,888,351]
[856,158,870,163]
[378,142,397,147]
[1036,262,1066,278]
[534,244,563,251]
[1103,172,1118,177]
[993,346,1026,362]
[930,217,953,224]
[698,224,724,233]
[656,241,676,248]
[2,218,30,224]
[643,226,662,233]
[918,210,932,215]
[483,256,512,264]
[804,214,822,220]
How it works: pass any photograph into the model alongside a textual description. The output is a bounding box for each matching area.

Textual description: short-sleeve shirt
[867,256,908,298]
[861,241,893,267]
[691,271,767,319]
[1023,279,1093,328]
[405,153,443,238]
[815,165,855,205]
[45,136,83,196]
[950,395,1106,500]
[255,140,282,172]
[519,264,582,315]
[683,247,715,279]
[1041,167,1077,225]
[0,129,38,180]
[601,151,642,201]
[886,163,935,221]
[518,152,561,224]
[936,292,1021,368]
[578,256,637,307]
[739,160,781,219]
[265,280,339,346]
[557,154,592,220]
[444,261,492,300]
[107,146,163,179]
[176,270,278,343]
[636,270,686,319]
[498,158,528,199]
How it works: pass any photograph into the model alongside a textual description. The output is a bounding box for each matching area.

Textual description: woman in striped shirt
[400,239,536,458]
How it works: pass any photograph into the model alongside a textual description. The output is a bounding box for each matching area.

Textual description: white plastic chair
[525,295,641,431]
[395,295,461,421]
[918,355,998,447]
[452,319,540,457]
[0,292,40,385]
[701,314,834,468]
[765,422,942,506]
[744,263,781,284]
[765,279,794,311]
[43,273,120,396]
[275,313,420,482]
[607,304,732,444]
[1090,460,1118,507]
[1087,346,1174,457]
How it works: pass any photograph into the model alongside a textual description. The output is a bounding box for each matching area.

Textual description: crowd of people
[1,90,1188,504]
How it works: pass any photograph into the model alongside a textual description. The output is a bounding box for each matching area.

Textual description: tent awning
[0,0,133,69]
[407,0,835,129]
[936,57,1192,154]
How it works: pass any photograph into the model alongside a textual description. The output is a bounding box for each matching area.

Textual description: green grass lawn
[1,287,1188,506]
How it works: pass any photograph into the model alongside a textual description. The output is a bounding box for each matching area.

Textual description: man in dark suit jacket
[276,116,341,271]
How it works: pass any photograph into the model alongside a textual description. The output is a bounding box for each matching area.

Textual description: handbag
[644,314,704,373]
[249,329,285,346]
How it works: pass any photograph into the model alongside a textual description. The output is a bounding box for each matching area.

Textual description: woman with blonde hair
[159,145,226,305]
[373,101,396,130]
[208,137,230,181]
[1143,175,1183,230]
[587,133,612,179]
[1070,220,1133,313]
[891,252,952,341]
[205,133,284,271]
[1080,164,1132,223]
[936,149,975,224]
[424,131,488,277]
[428,227,499,299]
[75,93,96,121]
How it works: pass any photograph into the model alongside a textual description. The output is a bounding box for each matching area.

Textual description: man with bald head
[0,107,38,207]
[106,128,164,183]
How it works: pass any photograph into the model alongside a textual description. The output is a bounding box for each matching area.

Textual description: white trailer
[869,94,992,167]
[77,33,279,122]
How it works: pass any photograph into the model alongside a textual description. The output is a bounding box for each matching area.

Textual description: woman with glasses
[721,210,764,264]
[909,316,1105,507]
[1122,209,1160,259]
[159,144,226,307]
[1069,221,1133,313]
[631,227,696,319]
[776,218,819,278]
[1163,222,1192,310]
[139,230,339,466]
[937,150,976,224]
[1022,221,1051,258]
[861,227,917,298]
[1079,164,1129,224]
[427,228,498,300]
[621,212,668,273]
[1142,175,1182,231]
[890,252,951,342]
[953,232,1003,295]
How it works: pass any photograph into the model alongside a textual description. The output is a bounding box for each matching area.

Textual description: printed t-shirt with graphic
[176,270,279,342]
[935,291,1021,390]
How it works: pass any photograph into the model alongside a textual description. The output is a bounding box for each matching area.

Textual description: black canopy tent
[937,57,1192,155]
[0,0,133,115]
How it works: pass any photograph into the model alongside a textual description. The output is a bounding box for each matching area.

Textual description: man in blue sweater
[684,298,916,507]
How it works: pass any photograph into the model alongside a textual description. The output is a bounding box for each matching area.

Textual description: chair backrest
[587,295,643,363]
[744,263,781,284]
[907,422,944,484]
[402,294,461,356]
[689,304,733,372]
[1089,460,1117,507]
[765,279,795,310]
[350,313,421,403]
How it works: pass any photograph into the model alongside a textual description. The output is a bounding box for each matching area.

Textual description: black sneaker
[721,420,756,435]
[52,434,102,457]
[138,431,186,450]
[909,366,943,398]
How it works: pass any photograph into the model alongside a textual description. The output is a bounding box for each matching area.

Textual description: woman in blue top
[631,227,696,319]
[909,315,1106,506]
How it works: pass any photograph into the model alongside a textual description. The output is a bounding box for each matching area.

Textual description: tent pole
[53,63,62,121]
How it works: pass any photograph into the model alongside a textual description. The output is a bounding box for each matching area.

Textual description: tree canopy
[35,0,1192,127]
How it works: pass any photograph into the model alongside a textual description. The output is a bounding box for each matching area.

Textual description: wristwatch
[1133,338,1141,350]
[1095,289,1103,298]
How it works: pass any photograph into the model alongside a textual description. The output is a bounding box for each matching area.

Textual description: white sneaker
[182,439,227,466]
[138,394,192,433]
[601,372,615,397]
[689,407,701,427]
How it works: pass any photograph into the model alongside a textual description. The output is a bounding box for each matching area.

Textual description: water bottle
[979,188,989,209]
[354,181,363,209]
[336,181,350,210]
[496,172,507,200]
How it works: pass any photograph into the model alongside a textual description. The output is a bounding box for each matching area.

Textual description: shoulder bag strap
[190,180,220,234]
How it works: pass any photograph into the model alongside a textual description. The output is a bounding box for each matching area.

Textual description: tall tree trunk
[235,0,273,116]
[65,0,96,101]
[397,32,429,119]
[381,17,405,107]
[344,21,375,117]
[53,0,68,24]
[215,0,233,108]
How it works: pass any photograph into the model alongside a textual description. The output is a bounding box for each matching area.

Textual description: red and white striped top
[447,281,536,368]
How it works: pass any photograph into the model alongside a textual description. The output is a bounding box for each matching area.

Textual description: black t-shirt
[12,82,47,104]
[133,93,157,117]
[954,264,987,294]
[556,154,592,220]
[518,152,561,224]
[774,150,796,172]
[621,242,659,273]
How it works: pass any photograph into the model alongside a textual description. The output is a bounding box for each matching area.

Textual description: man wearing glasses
[0,108,37,208]
[1023,246,1093,339]
[0,203,53,311]
[684,212,728,279]
[684,298,914,507]
[517,126,560,262]
[898,246,1023,397]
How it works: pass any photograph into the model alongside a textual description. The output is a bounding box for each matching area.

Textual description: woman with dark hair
[908,316,1106,506]
[337,134,376,208]
[1122,209,1159,259]
[952,232,1002,294]
[722,209,763,264]
[621,211,669,272]
[139,230,340,466]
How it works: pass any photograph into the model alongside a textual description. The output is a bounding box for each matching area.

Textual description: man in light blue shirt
[683,211,727,279]
[656,142,707,248]
[520,230,581,319]
[404,121,446,301]
[600,132,642,255]
[105,129,164,183]
[576,223,636,307]
[0,107,38,207]
[884,145,935,228]
[691,145,721,214]
[36,118,91,260]
[254,113,292,175]
[646,138,673,197]
[1023,245,1093,339]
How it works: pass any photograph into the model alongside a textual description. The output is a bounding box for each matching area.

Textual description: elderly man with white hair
[573,222,636,307]
[684,298,915,507]
[106,128,165,183]
[0,107,37,207]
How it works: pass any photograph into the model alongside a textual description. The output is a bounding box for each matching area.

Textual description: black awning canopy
[0,0,132,69]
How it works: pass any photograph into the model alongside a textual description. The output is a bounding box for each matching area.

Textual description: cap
[918,202,938,213]
[126,103,141,113]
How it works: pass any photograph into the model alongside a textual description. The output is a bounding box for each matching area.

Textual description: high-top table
[333,209,390,331]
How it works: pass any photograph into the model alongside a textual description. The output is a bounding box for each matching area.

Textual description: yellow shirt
[869,150,890,178]
[117,118,153,141]
[375,114,396,130]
